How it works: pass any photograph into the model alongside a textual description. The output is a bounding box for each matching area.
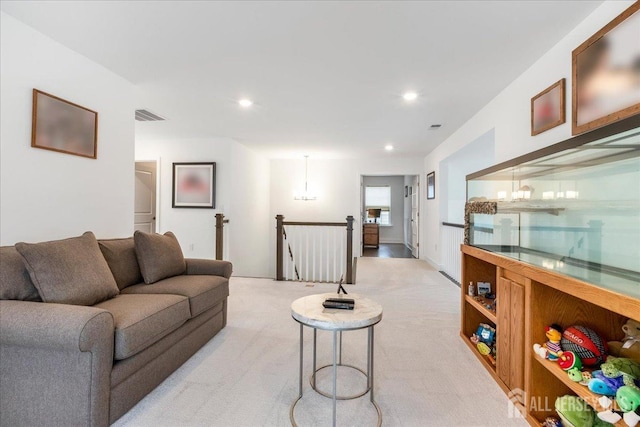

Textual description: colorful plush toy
[601,356,640,389]
[559,351,583,371]
[588,371,620,397]
[534,324,564,361]
[617,386,640,413]
[568,367,584,382]
[591,370,625,394]
[555,395,615,427]
[542,416,562,427]
[555,395,594,427]
[608,319,640,362]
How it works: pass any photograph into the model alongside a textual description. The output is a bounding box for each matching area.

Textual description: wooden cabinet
[496,271,525,393]
[461,244,639,426]
[363,223,379,248]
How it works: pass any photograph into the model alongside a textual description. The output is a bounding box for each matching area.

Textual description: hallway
[362,243,414,259]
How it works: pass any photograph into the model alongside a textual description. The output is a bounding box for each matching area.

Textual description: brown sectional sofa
[0,231,232,427]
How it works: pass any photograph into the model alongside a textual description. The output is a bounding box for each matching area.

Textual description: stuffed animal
[542,416,562,427]
[559,351,583,371]
[555,395,594,427]
[608,319,640,362]
[534,324,564,361]
[617,386,640,413]
[588,370,622,396]
[601,356,640,389]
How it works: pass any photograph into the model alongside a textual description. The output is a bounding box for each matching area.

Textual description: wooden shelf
[534,356,625,426]
[461,244,639,427]
[464,294,497,323]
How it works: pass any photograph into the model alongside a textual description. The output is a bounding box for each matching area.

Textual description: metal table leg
[332,330,337,427]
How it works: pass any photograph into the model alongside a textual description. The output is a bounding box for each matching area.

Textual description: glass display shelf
[465,116,640,299]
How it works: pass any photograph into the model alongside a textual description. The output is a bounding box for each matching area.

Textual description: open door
[411,175,419,258]
[135,161,157,233]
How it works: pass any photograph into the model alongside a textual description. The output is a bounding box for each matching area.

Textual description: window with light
[365,186,391,225]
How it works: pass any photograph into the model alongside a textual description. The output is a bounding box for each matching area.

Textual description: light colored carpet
[113,258,529,426]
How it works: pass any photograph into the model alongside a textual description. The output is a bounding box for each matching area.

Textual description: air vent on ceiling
[429,124,442,129]
[135,109,166,122]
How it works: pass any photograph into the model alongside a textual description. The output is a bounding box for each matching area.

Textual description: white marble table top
[291,293,383,330]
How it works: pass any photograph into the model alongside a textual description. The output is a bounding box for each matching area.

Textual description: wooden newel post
[276,215,284,281]
[346,215,354,284]
[215,213,224,260]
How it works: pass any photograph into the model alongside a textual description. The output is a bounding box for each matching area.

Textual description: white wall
[362,175,405,244]
[270,156,422,276]
[0,12,137,244]
[421,1,635,268]
[135,137,271,278]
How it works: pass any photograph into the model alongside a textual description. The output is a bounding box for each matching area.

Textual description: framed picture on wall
[572,2,640,135]
[31,89,98,159]
[531,79,565,136]
[426,171,435,200]
[172,162,216,208]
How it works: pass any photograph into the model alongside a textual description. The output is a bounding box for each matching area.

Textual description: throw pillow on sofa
[134,231,186,284]
[99,237,143,289]
[0,246,42,301]
[15,231,120,306]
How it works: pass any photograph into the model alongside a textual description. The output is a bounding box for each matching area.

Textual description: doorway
[134,161,158,233]
[361,174,419,259]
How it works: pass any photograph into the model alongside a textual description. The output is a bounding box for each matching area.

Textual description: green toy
[555,396,614,427]
[617,386,640,413]
[555,395,595,427]
[601,356,640,389]
[568,367,584,382]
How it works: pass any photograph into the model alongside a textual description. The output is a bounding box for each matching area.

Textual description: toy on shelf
[608,319,640,362]
[601,356,640,389]
[596,386,640,426]
[554,395,614,427]
[559,351,583,371]
[561,325,609,367]
[542,416,562,427]
[616,386,640,413]
[588,370,621,396]
[534,324,564,361]
[472,323,496,362]
[568,367,584,382]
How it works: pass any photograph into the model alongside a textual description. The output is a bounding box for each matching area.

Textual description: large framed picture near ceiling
[172,162,216,208]
[572,2,640,135]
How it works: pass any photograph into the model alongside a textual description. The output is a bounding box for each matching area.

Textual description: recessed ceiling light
[403,92,418,101]
[238,99,253,108]
[385,144,394,151]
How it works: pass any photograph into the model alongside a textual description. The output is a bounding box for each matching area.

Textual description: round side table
[290,293,383,427]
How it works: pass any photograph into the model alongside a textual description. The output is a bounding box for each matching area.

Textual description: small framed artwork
[572,2,640,135]
[531,79,565,136]
[427,171,435,200]
[31,89,98,159]
[172,162,216,208]
[404,186,408,197]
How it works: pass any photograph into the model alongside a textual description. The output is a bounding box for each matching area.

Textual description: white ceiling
[1,1,603,159]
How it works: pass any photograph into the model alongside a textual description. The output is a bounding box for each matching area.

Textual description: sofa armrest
[185,258,233,279]
[0,300,114,427]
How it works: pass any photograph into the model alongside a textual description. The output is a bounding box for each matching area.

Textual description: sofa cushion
[15,232,119,306]
[134,231,186,284]
[0,246,41,301]
[98,238,143,290]
[121,275,229,318]
[94,294,190,360]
